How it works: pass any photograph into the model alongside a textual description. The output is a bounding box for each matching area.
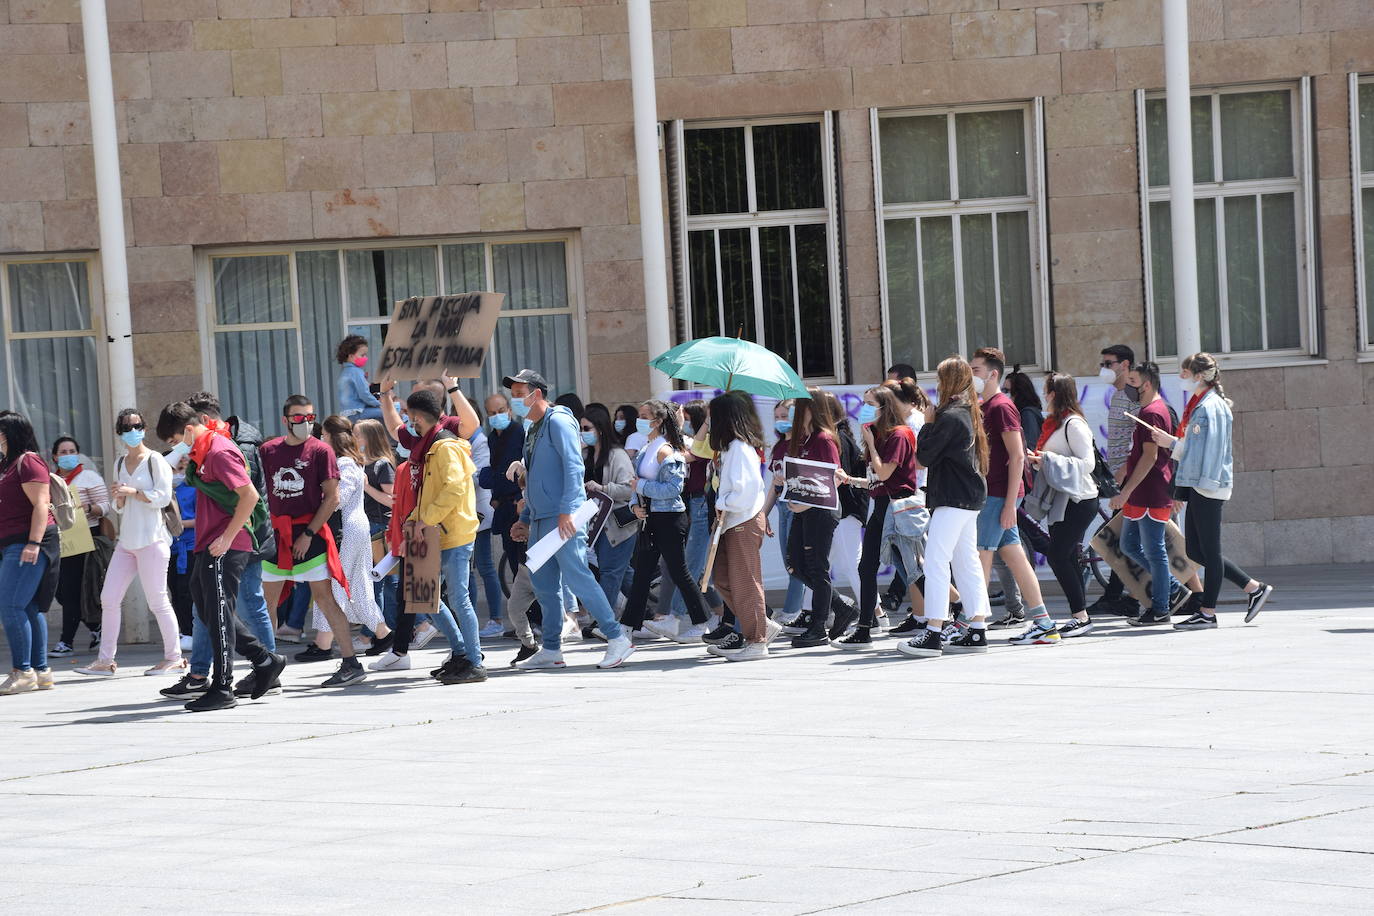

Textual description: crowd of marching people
[0,336,1275,710]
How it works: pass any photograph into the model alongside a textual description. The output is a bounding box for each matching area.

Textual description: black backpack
[836,424,870,522]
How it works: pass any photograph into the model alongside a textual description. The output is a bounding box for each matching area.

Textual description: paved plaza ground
[1,563,1371,914]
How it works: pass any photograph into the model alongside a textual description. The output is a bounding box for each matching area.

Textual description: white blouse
[112,450,174,550]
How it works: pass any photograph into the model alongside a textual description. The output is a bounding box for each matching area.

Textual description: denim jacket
[638,451,687,513]
[1173,391,1233,493]
[336,362,380,417]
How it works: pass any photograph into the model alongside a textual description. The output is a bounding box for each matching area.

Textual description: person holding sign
[504,370,634,671]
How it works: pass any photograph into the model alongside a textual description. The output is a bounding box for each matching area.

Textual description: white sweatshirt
[715,439,765,532]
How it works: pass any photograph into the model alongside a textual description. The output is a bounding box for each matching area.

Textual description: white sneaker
[597,634,635,669]
[478,620,504,639]
[643,617,680,640]
[631,627,657,641]
[764,618,784,645]
[515,647,566,670]
[179,634,194,652]
[561,616,581,642]
[351,635,372,654]
[717,641,768,662]
[367,651,411,671]
[674,623,707,644]
[412,624,440,649]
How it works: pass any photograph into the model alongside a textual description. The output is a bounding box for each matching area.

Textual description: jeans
[773,500,806,617]
[623,511,711,630]
[976,497,1022,551]
[473,528,505,623]
[924,507,990,623]
[284,580,311,630]
[191,557,276,678]
[441,542,484,667]
[1183,491,1251,608]
[369,521,399,629]
[1121,513,1176,617]
[670,494,720,617]
[527,516,621,650]
[189,550,272,691]
[595,532,637,611]
[99,540,180,663]
[0,542,50,671]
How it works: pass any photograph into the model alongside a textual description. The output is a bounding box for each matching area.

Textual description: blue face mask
[56,454,80,471]
[395,444,410,459]
[120,429,146,448]
[166,440,191,466]
[683,422,694,436]
[580,430,597,446]
[614,419,627,434]
[856,404,878,424]
[635,418,652,437]
[510,397,531,419]
[774,421,792,436]
[404,421,417,438]
[489,411,511,432]
[787,405,795,422]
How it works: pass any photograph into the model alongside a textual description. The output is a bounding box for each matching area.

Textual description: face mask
[396,444,411,459]
[404,420,417,438]
[971,375,986,396]
[635,418,652,437]
[56,454,80,471]
[172,473,186,487]
[856,404,878,424]
[682,422,694,436]
[787,405,795,422]
[289,420,312,439]
[580,430,597,446]
[774,421,792,436]
[166,440,192,466]
[1124,384,1141,402]
[120,429,145,448]
[510,397,532,419]
[488,411,511,432]
[352,356,368,368]
[614,419,627,434]
[1098,366,1117,383]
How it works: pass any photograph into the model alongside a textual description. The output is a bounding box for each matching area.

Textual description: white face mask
[1098,366,1116,383]
[971,375,986,396]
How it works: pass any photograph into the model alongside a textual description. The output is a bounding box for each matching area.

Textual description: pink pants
[99,540,181,663]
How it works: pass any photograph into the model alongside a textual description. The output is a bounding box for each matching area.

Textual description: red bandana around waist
[272,514,350,598]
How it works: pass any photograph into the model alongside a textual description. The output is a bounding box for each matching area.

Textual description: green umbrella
[648,336,809,400]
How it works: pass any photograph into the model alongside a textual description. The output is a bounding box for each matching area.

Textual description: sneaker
[250,653,286,699]
[0,669,38,694]
[35,669,53,690]
[351,635,372,655]
[321,660,367,687]
[832,628,873,650]
[49,642,74,658]
[706,631,745,657]
[702,623,735,646]
[561,616,581,642]
[1009,625,1060,646]
[363,632,395,657]
[988,589,1005,607]
[89,631,101,651]
[879,590,901,616]
[184,688,237,712]
[946,628,989,654]
[368,651,411,671]
[509,643,538,667]
[1177,593,1203,619]
[274,626,302,644]
[1169,585,1193,615]
[674,623,707,644]
[1174,612,1217,630]
[74,660,117,676]
[1059,617,1094,638]
[232,671,280,698]
[515,647,566,670]
[412,624,440,650]
[940,621,964,644]
[889,615,923,638]
[436,658,488,685]
[160,674,208,699]
[716,641,768,662]
[790,629,830,648]
[295,644,334,663]
[643,617,680,641]
[597,634,635,669]
[871,613,888,634]
[780,613,811,636]
[764,618,784,645]
[179,634,194,652]
[1244,583,1273,623]
[479,620,505,639]
[988,612,1026,630]
[895,628,942,658]
[827,601,859,640]
[1128,611,1173,627]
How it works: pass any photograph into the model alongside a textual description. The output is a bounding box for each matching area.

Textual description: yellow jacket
[412,435,477,550]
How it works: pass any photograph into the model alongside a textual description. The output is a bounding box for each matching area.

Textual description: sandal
[144,658,188,677]
[74,660,117,677]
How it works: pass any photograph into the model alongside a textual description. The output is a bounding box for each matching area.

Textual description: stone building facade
[0,0,1372,566]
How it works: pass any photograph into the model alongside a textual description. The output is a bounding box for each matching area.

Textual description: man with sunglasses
[259,395,364,687]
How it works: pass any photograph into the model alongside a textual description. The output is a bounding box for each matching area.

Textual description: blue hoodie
[519,404,586,524]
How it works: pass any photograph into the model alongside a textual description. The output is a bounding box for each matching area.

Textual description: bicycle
[1016,505,1112,590]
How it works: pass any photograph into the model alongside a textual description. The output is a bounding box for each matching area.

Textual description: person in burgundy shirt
[156,402,284,712]
[0,411,60,695]
[970,346,1058,645]
[1108,361,1183,624]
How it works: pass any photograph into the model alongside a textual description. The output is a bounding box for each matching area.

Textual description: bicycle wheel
[498,550,518,598]
[1085,544,1111,589]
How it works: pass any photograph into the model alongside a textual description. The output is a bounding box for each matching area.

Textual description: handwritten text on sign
[402,522,442,616]
[377,292,504,383]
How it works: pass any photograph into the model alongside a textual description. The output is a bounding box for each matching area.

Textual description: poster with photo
[782,456,840,511]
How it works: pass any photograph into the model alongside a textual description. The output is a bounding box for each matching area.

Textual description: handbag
[612,505,639,528]
[162,501,185,538]
[1090,448,1119,499]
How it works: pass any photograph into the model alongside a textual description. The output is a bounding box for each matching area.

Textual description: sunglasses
[286,414,317,424]
[119,422,146,432]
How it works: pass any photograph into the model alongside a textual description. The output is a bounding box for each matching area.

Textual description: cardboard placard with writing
[1090,512,1200,607]
[377,292,504,383]
[782,457,840,511]
[401,522,442,616]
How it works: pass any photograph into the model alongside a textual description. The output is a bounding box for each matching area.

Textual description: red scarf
[1176,390,1205,436]
[407,423,443,498]
[205,418,232,441]
[1034,417,1060,452]
[60,464,83,485]
[271,514,350,597]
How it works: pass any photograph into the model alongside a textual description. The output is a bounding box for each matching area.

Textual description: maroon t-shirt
[194,432,255,553]
[0,453,54,541]
[874,425,918,499]
[768,438,789,479]
[684,454,708,496]
[981,391,1025,500]
[1125,397,1174,508]
[793,430,839,466]
[259,436,339,520]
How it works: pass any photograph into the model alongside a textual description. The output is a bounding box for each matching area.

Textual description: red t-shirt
[1124,397,1174,509]
[874,425,918,499]
[259,436,339,520]
[0,453,54,541]
[981,391,1025,500]
[194,432,255,553]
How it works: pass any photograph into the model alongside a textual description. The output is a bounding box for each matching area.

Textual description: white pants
[828,515,863,600]
[923,507,990,623]
[98,540,181,663]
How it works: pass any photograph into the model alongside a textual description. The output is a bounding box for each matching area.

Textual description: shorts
[976,497,1021,551]
[262,529,331,583]
[1122,503,1172,523]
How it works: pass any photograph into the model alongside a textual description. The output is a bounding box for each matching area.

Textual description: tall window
[874,103,1044,373]
[675,116,842,381]
[1139,83,1313,359]
[203,236,581,434]
[1355,75,1374,352]
[0,258,105,464]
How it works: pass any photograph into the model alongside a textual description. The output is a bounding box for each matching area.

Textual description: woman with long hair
[354,418,399,629]
[668,400,724,620]
[897,357,991,658]
[1024,373,1102,638]
[620,399,713,642]
[818,390,865,619]
[580,403,638,611]
[49,434,111,657]
[1148,353,1272,629]
[1002,367,1044,448]
[764,399,809,629]
[0,411,60,694]
[614,403,646,459]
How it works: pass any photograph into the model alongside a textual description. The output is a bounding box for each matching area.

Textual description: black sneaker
[184,688,237,713]
[1085,595,1124,617]
[1244,583,1273,623]
[879,590,901,616]
[160,673,208,699]
[707,631,745,657]
[896,628,942,658]
[232,673,259,698]
[251,653,286,699]
[890,615,923,638]
[827,601,859,640]
[1059,617,1094,638]
[988,612,1025,629]
[702,623,735,646]
[1129,611,1172,626]
[321,659,367,687]
[1169,585,1193,615]
[988,589,1006,607]
[436,658,488,685]
[781,613,811,636]
[946,628,988,654]
[1176,593,1203,618]
[582,624,605,642]
[364,632,395,656]
[295,644,334,663]
[1173,612,1217,630]
[790,624,830,648]
[831,627,873,650]
[509,644,538,668]
[89,630,101,651]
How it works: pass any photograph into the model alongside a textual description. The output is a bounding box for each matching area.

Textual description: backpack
[48,474,78,530]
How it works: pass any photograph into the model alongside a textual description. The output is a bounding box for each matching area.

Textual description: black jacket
[916,403,987,512]
[835,423,870,522]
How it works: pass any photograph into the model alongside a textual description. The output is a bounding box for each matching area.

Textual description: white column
[81,0,136,412]
[627,0,672,393]
[1164,0,1201,360]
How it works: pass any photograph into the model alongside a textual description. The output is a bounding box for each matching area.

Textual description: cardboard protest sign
[401,522,442,616]
[59,495,94,558]
[1090,512,1199,607]
[584,492,614,546]
[377,292,504,383]
[782,457,839,511]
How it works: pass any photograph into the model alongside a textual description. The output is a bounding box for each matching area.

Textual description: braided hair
[1181,352,1230,406]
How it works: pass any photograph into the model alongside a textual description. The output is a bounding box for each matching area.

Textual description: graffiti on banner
[1090,512,1199,607]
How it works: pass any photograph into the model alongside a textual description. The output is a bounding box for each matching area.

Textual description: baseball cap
[502,369,549,393]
